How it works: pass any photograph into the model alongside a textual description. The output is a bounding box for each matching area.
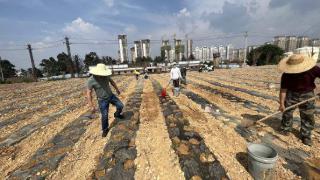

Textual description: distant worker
[181,66,187,85]
[278,54,319,146]
[87,63,124,137]
[133,69,140,80]
[170,63,182,96]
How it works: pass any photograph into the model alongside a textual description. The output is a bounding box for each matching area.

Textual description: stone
[177,143,189,155]
[169,123,176,128]
[207,154,215,163]
[172,137,180,144]
[123,159,134,170]
[129,139,135,147]
[200,153,207,163]
[191,175,202,180]
[189,138,200,145]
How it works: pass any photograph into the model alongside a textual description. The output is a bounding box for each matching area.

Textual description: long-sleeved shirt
[170,67,182,80]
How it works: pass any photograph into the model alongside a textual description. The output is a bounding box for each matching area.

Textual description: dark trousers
[173,79,180,88]
[281,91,315,139]
[98,94,124,131]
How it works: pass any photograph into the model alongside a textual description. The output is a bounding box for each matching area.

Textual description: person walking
[181,66,187,85]
[170,63,182,96]
[133,69,140,80]
[87,63,124,137]
[278,54,319,146]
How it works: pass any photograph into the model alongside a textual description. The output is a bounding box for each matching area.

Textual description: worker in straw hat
[87,63,124,137]
[278,54,319,146]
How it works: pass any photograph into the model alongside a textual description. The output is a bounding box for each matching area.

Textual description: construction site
[0,65,319,180]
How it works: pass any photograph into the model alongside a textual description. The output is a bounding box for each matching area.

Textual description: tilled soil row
[0,77,132,179]
[0,77,129,138]
[47,77,137,179]
[152,79,228,180]
[173,79,315,178]
[0,78,86,109]
[190,75,320,114]
[0,90,83,130]
[190,74,278,101]
[0,99,86,148]
[0,79,77,100]
[134,79,184,180]
[92,79,144,179]
[7,110,94,179]
[189,80,271,113]
[0,83,85,119]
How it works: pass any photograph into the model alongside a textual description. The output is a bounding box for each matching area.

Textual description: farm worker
[87,63,124,137]
[181,66,187,85]
[133,69,140,80]
[170,63,182,96]
[278,54,319,146]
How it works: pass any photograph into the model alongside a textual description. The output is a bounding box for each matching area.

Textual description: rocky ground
[0,66,319,180]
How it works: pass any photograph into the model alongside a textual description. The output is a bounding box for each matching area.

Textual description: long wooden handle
[256,95,319,123]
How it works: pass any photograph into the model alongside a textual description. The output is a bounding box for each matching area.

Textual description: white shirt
[170,67,182,80]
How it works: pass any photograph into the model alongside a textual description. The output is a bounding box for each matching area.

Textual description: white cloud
[177,8,190,17]
[63,17,101,34]
[103,0,114,7]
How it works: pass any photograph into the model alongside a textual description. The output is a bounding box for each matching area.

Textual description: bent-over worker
[278,54,319,146]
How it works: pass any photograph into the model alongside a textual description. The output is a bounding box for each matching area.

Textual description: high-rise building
[194,47,201,60]
[310,39,320,47]
[273,36,286,51]
[134,41,142,59]
[297,36,310,48]
[130,47,135,63]
[174,39,184,61]
[161,40,171,62]
[141,39,151,57]
[118,35,128,63]
[285,36,298,52]
[186,39,193,59]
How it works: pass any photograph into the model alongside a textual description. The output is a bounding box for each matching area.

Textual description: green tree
[154,56,165,65]
[57,52,72,73]
[247,44,284,66]
[40,57,61,76]
[0,59,16,78]
[73,55,82,74]
[28,68,43,77]
[84,52,101,68]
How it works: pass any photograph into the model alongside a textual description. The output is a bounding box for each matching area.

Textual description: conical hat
[278,54,316,74]
[89,63,112,76]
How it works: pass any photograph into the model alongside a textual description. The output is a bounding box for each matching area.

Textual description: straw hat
[278,54,316,74]
[89,63,112,76]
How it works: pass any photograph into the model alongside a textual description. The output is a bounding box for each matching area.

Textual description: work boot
[115,114,125,120]
[102,129,109,137]
[302,138,312,146]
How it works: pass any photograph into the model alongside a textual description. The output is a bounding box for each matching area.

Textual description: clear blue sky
[0,0,319,68]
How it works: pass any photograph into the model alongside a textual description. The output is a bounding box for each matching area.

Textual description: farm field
[0,66,319,180]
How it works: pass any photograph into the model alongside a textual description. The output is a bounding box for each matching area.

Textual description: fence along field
[0,66,319,179]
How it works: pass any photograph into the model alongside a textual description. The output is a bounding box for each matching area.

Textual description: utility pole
[27,44,37,80]
[64,36,75,78]
[0,56,4,82]
[243,31,248,67]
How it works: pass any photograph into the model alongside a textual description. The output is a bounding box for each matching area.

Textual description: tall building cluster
[160,38,187,62]
[118,34,151,63]
[273,36,320,52]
